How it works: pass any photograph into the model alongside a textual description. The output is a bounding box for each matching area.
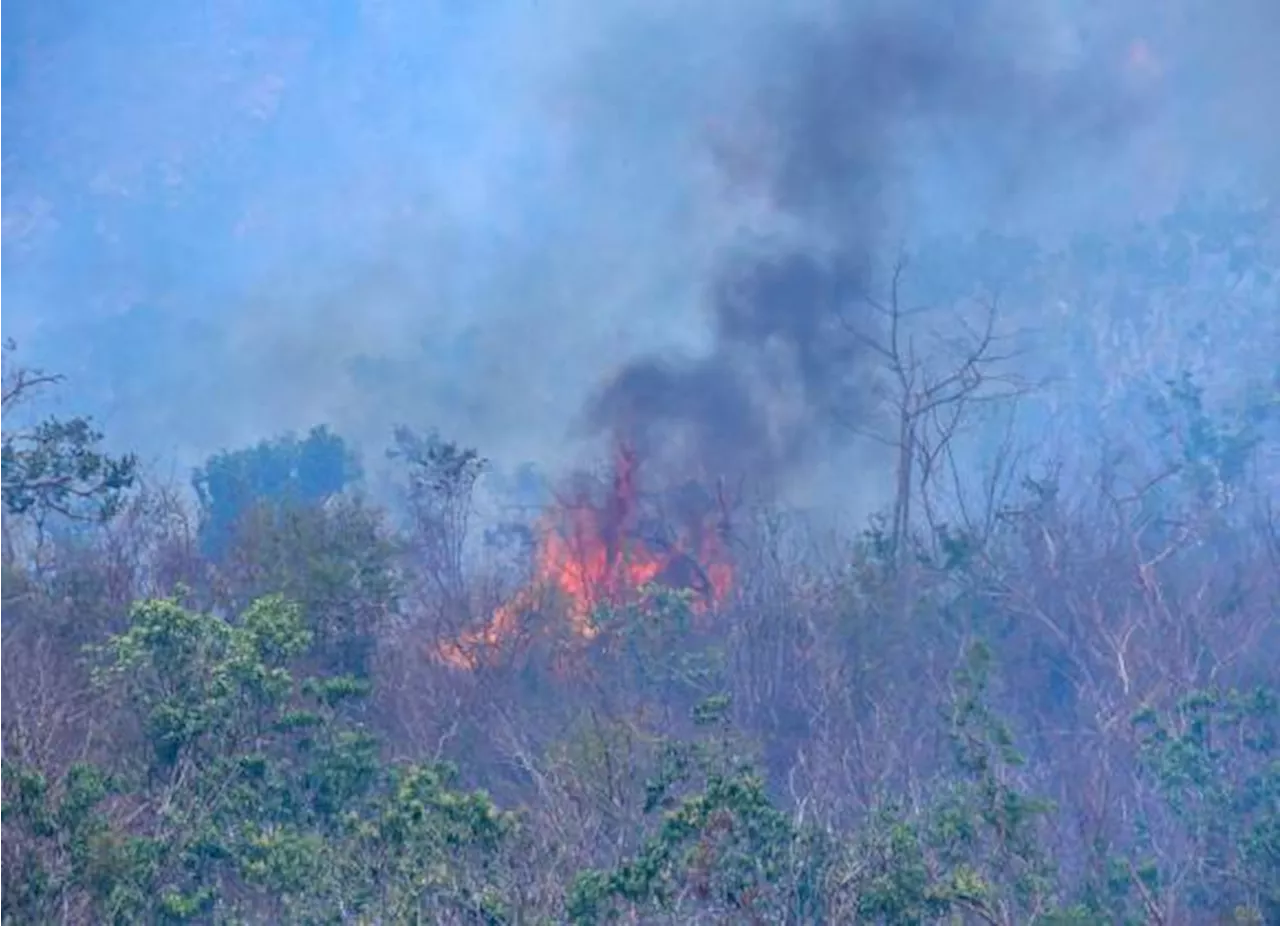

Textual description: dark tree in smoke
[587,3,1144,485]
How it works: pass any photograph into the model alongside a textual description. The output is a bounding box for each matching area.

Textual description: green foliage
[193,425,360,558]
[817,643,1071,924]
[2,342,137,523]
[60,595,342,919]
[833,808,947,924]
[1133,686,1280,921]
[1,417,139,523]
[930,642,1060,918]
[341,762,515,922]
[219,497,399,678]
[591,584,726,698]
[5,594,1277,924]
[92,594,310,773]
[567,696,822,925]
[564,659,1076,924]
[1147,370,1276,509]
[5,593,519,924]
[3,763,112,920]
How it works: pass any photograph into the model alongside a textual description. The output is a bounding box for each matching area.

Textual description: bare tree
[388,426,488,621]
[847,258,1031,613]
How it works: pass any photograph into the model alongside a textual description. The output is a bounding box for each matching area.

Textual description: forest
[3,203,1278,924]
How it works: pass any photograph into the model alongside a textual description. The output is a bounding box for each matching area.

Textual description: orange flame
[432,445,733,670]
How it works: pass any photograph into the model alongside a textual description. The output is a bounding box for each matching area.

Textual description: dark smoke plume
[586,3,1145,485]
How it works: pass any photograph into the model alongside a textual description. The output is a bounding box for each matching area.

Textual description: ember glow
[433,445,734,670]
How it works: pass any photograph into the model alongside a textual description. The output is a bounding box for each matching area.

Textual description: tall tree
[192,425,360,558]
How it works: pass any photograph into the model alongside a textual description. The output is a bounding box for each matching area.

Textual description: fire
[432,444,734,670]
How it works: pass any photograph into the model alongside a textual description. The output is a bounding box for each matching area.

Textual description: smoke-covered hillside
[3,1,1278,923]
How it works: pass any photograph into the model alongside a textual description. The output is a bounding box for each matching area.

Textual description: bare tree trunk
[894,415,916,621]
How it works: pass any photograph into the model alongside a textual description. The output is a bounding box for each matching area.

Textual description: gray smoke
[13,0,1275,490]
[586,3,1146,485]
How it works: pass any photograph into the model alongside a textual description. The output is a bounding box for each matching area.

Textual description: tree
[388,426,488,615]
[566,694,824,925]
[847,259,1030,618]
[1,340,137,528]
[1131,687,1279,924]
[2,593,522,924]
[192,425,360,559]
[217,497,399,679]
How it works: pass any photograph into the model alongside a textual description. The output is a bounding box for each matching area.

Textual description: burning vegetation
[433,443,734,670]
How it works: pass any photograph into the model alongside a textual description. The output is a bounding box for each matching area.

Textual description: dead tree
[847,257,1030,614]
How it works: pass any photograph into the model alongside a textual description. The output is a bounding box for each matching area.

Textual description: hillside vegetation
[3,218,1278,924]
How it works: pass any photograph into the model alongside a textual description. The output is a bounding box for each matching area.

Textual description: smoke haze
[587,1,1147,485]
[3,0,1277,494]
